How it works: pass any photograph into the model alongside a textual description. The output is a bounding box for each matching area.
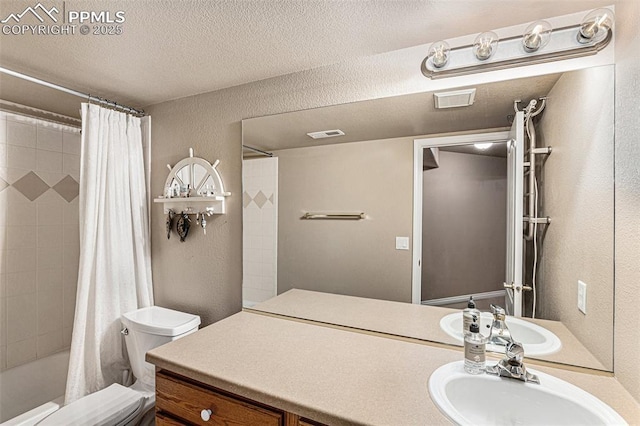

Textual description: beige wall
[147,96,241,326]
[147,0,639,401]
[422,151,507,301]
[146,68,426,326]
[537,66,614,370]
[613,0,640,402]
[276,137,413,303]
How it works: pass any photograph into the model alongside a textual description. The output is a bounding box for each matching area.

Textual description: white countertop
[248,289,607,370]
[147,310,640,425]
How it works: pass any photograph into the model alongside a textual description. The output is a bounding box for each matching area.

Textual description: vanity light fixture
[421,8,614,79]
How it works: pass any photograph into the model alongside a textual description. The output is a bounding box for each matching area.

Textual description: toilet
[39,306,201,426]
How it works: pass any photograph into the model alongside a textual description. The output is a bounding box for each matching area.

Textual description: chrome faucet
[486,341,540,384]
[488,304,513,347]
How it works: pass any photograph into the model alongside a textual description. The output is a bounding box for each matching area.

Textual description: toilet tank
[121,306,201,387]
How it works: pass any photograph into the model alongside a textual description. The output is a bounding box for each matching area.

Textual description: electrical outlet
[577,280,587,314]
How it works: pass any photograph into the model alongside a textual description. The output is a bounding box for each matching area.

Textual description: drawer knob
[201,409,213,421]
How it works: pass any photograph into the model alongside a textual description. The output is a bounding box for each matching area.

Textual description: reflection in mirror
[175,166,189,184]
[420,142,508,312]
[193,164,206,186]
[242,65,614,371]
[170,163,217,197]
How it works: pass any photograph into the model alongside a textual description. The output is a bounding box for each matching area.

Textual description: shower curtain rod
[0,99,81,125]
[0,66,145,117]
[242,144,273,157]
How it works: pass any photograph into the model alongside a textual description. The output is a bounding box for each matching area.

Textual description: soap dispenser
[462,296,480,337]
[464,317,487,375]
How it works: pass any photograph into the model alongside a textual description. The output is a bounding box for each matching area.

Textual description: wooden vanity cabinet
[155,370,324,426]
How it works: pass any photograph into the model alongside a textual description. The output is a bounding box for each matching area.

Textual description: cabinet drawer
[156,372,284,425]
[156,412,186,426]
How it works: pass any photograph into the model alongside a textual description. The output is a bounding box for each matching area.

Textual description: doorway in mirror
[420,142,508,312]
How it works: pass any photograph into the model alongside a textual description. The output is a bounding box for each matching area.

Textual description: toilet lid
[38,384,146,426]
[121,306,201,336]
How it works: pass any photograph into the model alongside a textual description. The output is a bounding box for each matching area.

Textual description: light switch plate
[396,237,409,250]
[578,280,587,314]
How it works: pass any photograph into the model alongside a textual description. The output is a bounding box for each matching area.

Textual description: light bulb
[522,20,552,52]
[474,143,493,150]
[473,31,499,61]
[428,40,450,68]
[578,8,614,44]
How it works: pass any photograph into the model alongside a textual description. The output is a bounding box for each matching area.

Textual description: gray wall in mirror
[242,65,615,371]
[276,136,413,302]
[421,149,507,303]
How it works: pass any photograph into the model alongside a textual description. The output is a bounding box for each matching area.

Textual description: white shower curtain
[65,104,153,404]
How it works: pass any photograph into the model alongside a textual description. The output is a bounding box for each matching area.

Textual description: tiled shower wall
[0,112,81,371]
[242,157,278,307]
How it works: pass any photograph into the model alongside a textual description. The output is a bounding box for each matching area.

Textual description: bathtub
[0,351,68,424]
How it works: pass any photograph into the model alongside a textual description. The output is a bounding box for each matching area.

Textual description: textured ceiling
[242,73,561,152]
[0,0,614,117]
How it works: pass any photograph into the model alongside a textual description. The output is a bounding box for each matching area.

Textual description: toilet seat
[37,383,148,426]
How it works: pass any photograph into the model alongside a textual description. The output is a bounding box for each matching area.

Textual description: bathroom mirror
[241,65,615,372]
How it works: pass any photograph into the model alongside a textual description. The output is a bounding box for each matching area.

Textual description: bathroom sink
[440,312,561,356]
[428,361,627,426]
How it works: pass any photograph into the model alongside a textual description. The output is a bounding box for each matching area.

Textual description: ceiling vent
[434,88,476,109]
[306,129,345,139]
